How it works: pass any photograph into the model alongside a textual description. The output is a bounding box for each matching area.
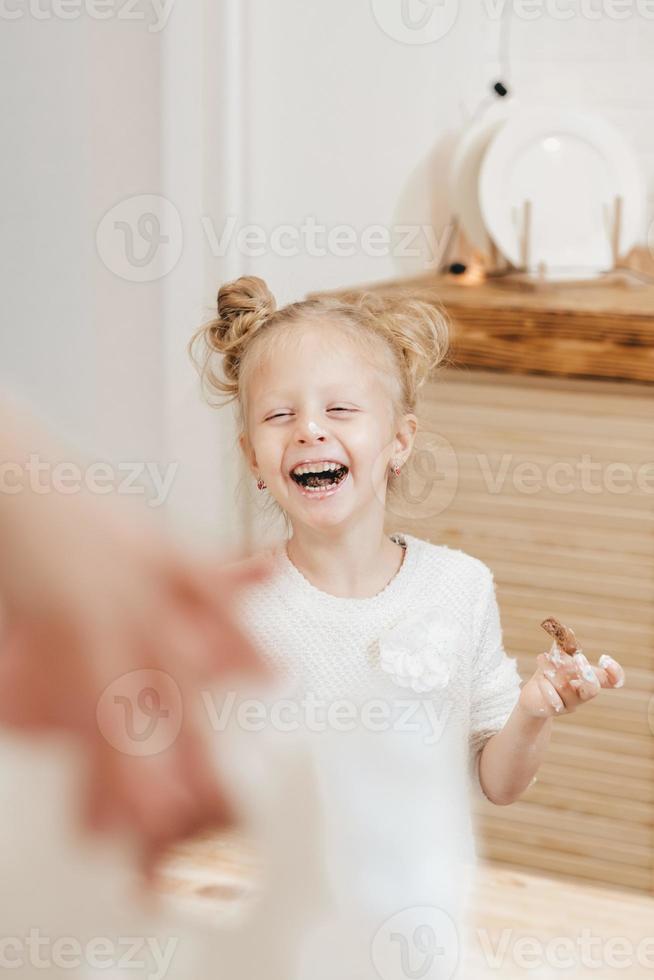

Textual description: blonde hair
[189,275,451,531]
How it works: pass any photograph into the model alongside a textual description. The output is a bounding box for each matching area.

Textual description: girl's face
[240,324,416,531]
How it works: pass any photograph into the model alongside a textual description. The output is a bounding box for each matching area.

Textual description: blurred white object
[213,673,479,978]
[0,673,478,979]
[478,108,645,278]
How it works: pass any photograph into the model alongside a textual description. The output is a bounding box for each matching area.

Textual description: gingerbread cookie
[540,617,580,656]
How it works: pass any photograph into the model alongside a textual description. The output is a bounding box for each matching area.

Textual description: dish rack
[439,199,654,291]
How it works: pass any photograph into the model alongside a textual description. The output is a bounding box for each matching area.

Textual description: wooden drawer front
[387,368,654,895]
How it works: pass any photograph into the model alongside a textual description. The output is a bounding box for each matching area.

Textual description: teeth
[301,481,340,492]
[292,461,344,476]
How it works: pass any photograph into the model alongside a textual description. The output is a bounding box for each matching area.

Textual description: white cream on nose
[308,421,327,437]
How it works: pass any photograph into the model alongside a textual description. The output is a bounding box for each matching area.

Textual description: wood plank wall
[386,367,654,895]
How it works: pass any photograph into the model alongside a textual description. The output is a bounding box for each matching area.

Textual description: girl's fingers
[536,674,565,714]
[536,653,577,695]
[544,640,573,669]
[542,645,578,679]
[540,644,625,698]
[569,676,600,701]
[570,652,608,701]
[572,651,600,684]
[598,654,625,689]
[569,651,609,701]
[536,652,569,684]
[520,644,624,723]
[542,650,600,705]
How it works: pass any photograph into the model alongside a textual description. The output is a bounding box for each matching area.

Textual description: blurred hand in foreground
[0,401,275,875]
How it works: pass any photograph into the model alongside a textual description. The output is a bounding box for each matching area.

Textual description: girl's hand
[518,640,625,719]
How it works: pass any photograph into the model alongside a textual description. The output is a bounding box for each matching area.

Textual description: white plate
[448,99,516,252]
[478,109,645,277]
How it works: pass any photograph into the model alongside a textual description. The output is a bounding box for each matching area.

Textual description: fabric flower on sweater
[378,608,462,694]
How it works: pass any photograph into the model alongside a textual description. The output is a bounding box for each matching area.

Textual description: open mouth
[290,462,349,492]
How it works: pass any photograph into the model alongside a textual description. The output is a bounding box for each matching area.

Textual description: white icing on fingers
[573,651,600,688]
[598,653,625,689]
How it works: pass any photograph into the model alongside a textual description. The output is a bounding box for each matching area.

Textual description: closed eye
[265,407,354,421]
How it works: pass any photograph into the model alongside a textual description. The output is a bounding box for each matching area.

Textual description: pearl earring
[256,476,267,491]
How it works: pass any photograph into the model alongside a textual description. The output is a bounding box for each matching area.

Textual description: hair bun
[216,275,277,339]
[188,275,278,404]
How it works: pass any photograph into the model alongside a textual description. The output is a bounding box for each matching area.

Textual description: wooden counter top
[314,270,654,385]
[158,831,654,979]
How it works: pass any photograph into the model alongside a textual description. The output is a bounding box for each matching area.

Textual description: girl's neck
[285,522,405,599]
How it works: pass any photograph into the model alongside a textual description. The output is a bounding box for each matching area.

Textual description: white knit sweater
[233,531,523,916]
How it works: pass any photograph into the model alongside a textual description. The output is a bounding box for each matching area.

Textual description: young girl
[190,275,626,971]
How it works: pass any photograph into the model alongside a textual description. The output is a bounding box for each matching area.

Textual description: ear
[393,413,418,463]
[239,432,259,476]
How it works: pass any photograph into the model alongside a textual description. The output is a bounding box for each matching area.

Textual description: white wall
[0,15,163,462]
[0,3,241,548]
[2,0,653,545]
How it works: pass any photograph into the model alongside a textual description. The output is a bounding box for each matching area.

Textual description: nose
[294,417,328,444]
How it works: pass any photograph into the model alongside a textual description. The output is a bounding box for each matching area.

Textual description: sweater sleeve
[468,569,523,802]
